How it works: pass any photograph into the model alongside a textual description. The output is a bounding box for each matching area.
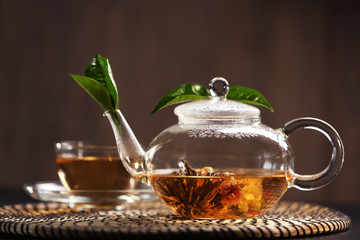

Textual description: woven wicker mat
[0,201,350,239]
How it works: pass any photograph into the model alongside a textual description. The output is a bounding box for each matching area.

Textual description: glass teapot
[104,78,344,219]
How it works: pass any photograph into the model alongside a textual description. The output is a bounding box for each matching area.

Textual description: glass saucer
[24,181,158,209]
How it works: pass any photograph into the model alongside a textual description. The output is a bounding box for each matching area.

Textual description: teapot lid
[174,78,260,122]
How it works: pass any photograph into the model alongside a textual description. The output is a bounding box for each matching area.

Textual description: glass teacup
[54,141,136,191]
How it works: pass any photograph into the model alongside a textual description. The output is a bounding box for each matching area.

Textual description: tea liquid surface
[56,156,132,190]
[149,169,291,219]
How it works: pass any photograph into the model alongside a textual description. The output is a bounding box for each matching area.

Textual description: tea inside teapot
[149,160,291,219]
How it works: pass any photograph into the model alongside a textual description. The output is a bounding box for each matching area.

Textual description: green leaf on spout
[70,54,118,111]
[70,55,121,132]
[70,74,115,111]
[227,86,274,112]
[150,83,210,114]
[84,54,119,110]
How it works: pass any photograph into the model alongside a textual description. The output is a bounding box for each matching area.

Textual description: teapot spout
[104,110,146,177]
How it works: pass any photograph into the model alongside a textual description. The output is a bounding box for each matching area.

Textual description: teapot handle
[281,117,344,191]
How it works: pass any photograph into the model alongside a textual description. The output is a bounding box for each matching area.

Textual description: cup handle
[281,117,344,191]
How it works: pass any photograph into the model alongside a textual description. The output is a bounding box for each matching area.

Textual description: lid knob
[209,77,229,98]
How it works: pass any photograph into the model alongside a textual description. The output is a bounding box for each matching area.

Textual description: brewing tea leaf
[150,83,210,114]
[227,86,274,112]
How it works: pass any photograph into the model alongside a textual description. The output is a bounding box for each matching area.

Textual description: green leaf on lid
[227,86,274,112]
[151,83,274,114]
[150,83,210,114]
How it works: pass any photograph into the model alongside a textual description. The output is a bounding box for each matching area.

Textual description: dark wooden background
[0,0,359,204]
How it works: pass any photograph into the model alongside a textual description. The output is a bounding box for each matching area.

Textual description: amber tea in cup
[55,141,136,191]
